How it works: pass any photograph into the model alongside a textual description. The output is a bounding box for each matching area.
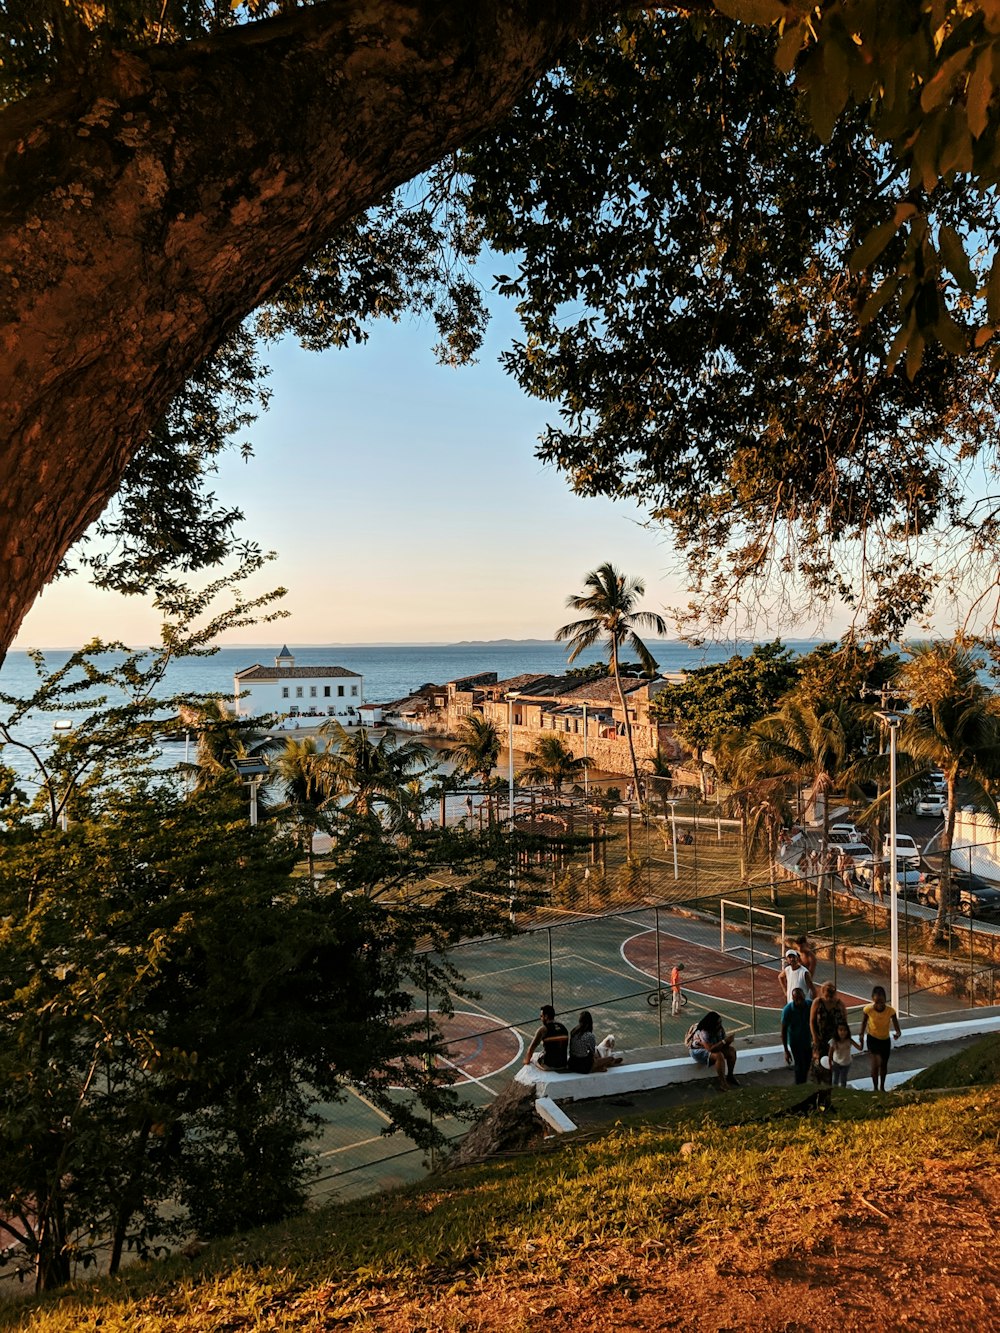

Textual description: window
[351,685,359,696]
[282,687,289,699]
[296,686,303,698]
[324,686,331,697]
[338,685,345,697]
[310,686,317,697]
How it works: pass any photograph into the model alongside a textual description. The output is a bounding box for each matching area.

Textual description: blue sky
[15,297,686,649]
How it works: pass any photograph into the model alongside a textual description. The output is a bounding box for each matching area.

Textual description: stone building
[428,670,686,777]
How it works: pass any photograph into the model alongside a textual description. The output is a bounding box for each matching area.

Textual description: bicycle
[646,987,688,1009]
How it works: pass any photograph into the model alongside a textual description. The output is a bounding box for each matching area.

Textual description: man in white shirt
[779,948,813,1004]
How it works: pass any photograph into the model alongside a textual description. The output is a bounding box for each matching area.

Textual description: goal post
[719,900,786,966]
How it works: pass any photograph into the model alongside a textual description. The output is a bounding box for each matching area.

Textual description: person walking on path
[828,1019,863,1087]
[566,1010,622,1074]
[859,985,902,1091]
[670,962,685,1016]
[779,949,813,1004]
[781,987,813,1084]
[810,981,848,1085]
[689,1011,739,1091]
[524,1005,570,1070]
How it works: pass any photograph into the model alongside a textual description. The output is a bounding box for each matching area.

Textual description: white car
[883,833,921,864]
[915,793,947,818]
[830,821,865,839]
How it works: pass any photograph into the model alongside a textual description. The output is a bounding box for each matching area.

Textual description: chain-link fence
[309,803,1000,1204]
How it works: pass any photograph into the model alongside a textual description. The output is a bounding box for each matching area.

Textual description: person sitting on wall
[689,1011,739,1091]
[524,1005,570,1070]
[566,1010,622,1073]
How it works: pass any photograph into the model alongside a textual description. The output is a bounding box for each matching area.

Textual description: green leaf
[775,20,806,75]
[849,217,901,274]
[966,46,994,138]
[859,274,900,326]
[938,225,975,292]
[920,45,973,112]
[934,310,969,355]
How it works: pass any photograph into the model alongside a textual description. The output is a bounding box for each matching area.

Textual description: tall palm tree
[556,562,667,803]
[443,714,501,822]
[740,699,857,926]
[518,734,592,795]
[320,721,434,827]
[898,641,1000,940]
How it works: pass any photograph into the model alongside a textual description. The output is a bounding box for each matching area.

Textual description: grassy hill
[7,1045,1000,1331]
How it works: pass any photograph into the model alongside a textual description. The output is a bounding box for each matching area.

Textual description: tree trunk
[934,773,959,942]
[0,0,622,657]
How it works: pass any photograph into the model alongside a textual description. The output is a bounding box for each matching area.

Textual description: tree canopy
[7,1,1000,652]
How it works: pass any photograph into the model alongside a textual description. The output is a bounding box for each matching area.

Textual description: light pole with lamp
[879,710,902,1013]
[232,755,270,827]
[52,718,73,830]
[668,798,679,880]
[863,683,906,1015]
[506,693,522,922]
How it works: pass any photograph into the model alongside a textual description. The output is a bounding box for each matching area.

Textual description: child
[827,1019,862,1087]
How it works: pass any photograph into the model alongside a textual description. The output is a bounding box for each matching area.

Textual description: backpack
[684,1020,702,1049]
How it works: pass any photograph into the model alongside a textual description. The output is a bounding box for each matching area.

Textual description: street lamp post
[506,693,522,923]
[232,756,270,827]
[880,711,902,1013]
[668,799,679,880]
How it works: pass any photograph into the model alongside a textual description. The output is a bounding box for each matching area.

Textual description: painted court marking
[621,929,868,1009]
[389,1009,522,1088]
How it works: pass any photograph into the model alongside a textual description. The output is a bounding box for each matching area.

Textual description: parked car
[920,875,1000,917]
[836,841,874,863]
[856,858,925,898]
[830,822,867,843]
[883,833,921,864]
[914,793,947,818]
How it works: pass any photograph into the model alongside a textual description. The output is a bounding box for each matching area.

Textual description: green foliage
[652,641,799,755]
[905,1031,1000,1090]
[463,11,1000,636]
[518,734,592,795]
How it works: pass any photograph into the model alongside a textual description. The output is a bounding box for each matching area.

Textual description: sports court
[310,902,876,1202]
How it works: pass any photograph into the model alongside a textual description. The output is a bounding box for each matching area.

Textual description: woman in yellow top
[859,985,902,1091]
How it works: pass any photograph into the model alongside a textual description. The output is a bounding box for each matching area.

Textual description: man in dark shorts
[524,1004,570,1070]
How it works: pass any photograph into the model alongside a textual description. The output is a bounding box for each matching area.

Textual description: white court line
[316,1134,386,1159]
[437,1053,501,1096]
[347,1086,393,1124]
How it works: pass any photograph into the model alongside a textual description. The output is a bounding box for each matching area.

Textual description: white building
[233,646,363,723]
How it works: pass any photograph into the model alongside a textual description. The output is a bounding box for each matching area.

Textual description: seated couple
[524,1006,622,1073]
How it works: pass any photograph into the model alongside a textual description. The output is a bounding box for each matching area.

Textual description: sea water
[0,639,820,791]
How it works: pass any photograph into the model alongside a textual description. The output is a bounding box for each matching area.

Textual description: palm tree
[273,736,334,880]
[443,714,501,822]
[320,721,434,827]
[518,735,592,795]
[178,699,278,796]
[715,731,793,903]
[740,699,857,926]
[556,562,667,803]
[898,641,1000,940]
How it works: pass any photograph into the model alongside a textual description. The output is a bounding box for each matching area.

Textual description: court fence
[312,852,1000,1206]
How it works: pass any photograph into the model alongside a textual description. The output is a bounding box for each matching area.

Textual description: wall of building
[235,674,362,720]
